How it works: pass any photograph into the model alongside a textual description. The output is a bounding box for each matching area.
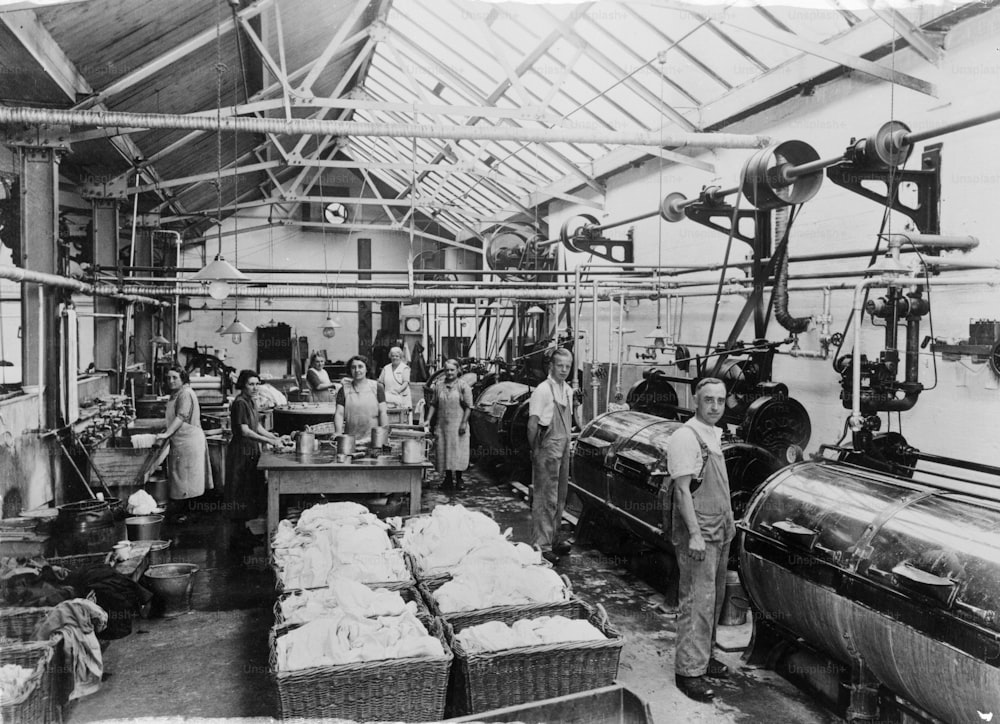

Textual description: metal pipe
[883,233,979,252]
[592,279,599,418]
[36,286,44,426]
[850,273,1000,431]
[0,106,772,150]
[0,265,168,305]
[902,107,1000,145]
[572,265,581,390]
[121,283,661,301]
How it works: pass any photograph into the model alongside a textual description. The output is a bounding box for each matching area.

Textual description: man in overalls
[527,347,574,565]
[666,377,735,701]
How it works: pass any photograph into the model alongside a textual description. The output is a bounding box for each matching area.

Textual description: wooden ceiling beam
[0,8,187,215]
[70,0,273,111]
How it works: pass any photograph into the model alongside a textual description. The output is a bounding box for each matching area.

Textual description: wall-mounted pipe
[0,265,169,306]
[849,273,1000,432]
[0,106,771,150]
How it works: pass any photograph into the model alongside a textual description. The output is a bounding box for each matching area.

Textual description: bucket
[56,499,116,555]
[126,514,164,541]
[148,540,172,565]
[144,563,199,617]
[720,570,750,626]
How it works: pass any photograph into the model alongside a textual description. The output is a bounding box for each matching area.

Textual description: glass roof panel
[333,0,930,237]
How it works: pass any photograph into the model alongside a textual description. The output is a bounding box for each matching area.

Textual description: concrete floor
[66,464,843,723]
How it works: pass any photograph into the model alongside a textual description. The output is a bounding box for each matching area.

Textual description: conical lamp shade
[526,305,545,316]
[644,326,667,340]
[151,334,170,345]
[322,315,341,338]
[222,318,252,336]
[192,255,249,283]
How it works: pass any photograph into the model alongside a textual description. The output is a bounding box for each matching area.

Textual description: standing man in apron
[665,377,735,702]
[527,347,574,565]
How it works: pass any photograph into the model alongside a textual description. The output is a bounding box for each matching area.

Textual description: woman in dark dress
[225,370,290,526]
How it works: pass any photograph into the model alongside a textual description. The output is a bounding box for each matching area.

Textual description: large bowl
[125,514,164,541]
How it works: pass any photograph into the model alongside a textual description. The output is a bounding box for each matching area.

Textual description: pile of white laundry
[272,502,409,589]
[274,610,443,671]
[397,504,541,578]
[278,576,417,625]
[454,615,606,654]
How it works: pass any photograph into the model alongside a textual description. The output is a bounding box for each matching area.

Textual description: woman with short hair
[378,346,412,412]
[306,353,337,402]
[334,355,389,441]
[225,370,290,529]
[156,365,212,519]
[427,358,473,490]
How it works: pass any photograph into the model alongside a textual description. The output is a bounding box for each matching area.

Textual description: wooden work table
[258,451,431,553]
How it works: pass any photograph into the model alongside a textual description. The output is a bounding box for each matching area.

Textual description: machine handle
[771,520,819,550]
[953,600,997,626]
[891,563,958,607]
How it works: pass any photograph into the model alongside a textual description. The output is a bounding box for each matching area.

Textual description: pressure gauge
[403,316,423,333]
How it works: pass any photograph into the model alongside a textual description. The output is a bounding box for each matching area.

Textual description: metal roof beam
[521,7,954,214]
[711,16,937,96]
[864,1,943,65]
[128,160,281,195]
[298,0,372,93]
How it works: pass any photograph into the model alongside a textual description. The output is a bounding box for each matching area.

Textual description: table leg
[409,471,421,515]
[266,470,279,557]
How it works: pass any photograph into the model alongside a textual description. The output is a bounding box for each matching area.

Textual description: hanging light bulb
[207,279,232,300]
[644,326,668,350]
[322,315,341,339]
[151,333,170,346]
[222,316,251,345]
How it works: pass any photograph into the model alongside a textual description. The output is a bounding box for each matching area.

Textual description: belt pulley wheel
[560,213,600,253]
[659,192,688,223]
[856,120,913,169]
[741,139,823,209]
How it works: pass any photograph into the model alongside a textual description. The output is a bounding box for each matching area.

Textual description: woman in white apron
[428,358,473,490]
[156,366,212,520]
[334,355,389,441]
[378,346,412,413]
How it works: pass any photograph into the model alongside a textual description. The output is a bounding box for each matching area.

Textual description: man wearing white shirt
[527,348,575,564]
[665,377,735,702]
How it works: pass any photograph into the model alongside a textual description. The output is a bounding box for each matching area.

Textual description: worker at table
[306,353,338,402]
[378,346,412,412]
[334,355,389,440]
[225,369,291,535]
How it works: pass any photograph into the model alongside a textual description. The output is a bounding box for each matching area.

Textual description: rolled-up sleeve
[528,384,553,425]
[666,427,702,479]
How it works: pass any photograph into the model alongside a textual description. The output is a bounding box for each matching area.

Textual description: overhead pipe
[0,106,771,150]
[0,265,169,306]
[121,283,663,302]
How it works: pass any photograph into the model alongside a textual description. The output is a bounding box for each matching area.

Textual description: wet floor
[65,464,843,723]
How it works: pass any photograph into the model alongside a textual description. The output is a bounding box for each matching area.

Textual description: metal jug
[370,426,389,449]
[335,434,356,456]
[296,430,319,454]
[401,437,429,464]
